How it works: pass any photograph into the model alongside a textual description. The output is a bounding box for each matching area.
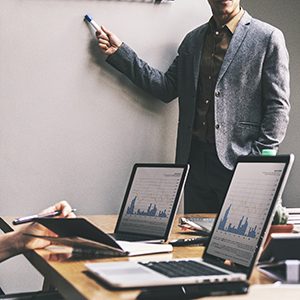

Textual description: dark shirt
[193,8,244,143]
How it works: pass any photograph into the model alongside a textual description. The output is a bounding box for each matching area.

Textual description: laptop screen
[204,155,294,276]
[114,164,189,240]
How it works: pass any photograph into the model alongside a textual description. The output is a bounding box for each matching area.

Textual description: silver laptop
[109,163,190,243]
[85,154,294,288]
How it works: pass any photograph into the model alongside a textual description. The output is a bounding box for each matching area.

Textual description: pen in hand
[13,209,76,225]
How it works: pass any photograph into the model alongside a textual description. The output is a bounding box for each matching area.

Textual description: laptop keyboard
[139,260,228,278]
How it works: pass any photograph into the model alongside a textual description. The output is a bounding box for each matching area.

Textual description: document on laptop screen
[206,162,286,267]
[117,167,185,236]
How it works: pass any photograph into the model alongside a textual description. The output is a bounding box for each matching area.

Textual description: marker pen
[84,14,101,31]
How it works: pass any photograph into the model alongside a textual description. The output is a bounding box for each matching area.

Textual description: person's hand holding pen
[96,26,122,55]
[13,201,76,256]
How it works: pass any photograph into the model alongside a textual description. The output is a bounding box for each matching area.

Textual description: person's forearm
[106,43,178,102]
[0,201,75,263]
[0,231,24,263]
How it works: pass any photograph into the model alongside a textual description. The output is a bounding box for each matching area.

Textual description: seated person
[0,200,75,263]
[0,201,75,298]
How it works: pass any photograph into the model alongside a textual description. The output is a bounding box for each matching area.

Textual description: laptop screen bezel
[202,154,294,278]
[114,163,190,241]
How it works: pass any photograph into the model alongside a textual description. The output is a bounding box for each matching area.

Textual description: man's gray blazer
[106,11,290,170]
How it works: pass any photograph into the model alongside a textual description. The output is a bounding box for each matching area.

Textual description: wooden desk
[0,215,275,300]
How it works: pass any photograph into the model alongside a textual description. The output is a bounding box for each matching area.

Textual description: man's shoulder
[244,11,283,35]
[175,22,208,55]
[185,23,209,39]
[178,23,208,51]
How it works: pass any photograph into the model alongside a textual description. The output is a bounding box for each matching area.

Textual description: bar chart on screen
[215,176,278,241]
[206,161,287,266]
[125,174,180,219]
[218,204,258,238]
[118,167,184,235]
[126,196,168,217]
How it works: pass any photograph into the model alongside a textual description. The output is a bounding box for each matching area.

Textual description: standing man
[96,0,290,213]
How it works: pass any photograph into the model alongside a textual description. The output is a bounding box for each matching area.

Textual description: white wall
[0,0,211,218]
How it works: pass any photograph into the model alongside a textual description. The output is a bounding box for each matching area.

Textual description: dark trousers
[184,139,233,213]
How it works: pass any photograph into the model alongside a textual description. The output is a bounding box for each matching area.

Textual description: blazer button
[215,124,221,130]
[215,92,221,97]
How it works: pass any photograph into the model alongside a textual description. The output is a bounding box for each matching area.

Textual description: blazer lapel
[217,11,252,83]
[192,24,209,90]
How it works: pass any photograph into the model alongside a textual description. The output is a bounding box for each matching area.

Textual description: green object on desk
[262,149,277,156]
[273,205,289,225]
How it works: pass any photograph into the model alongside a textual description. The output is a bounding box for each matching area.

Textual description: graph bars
[124,174,180,219]
[218,204,257,238]
[126,196,167,217]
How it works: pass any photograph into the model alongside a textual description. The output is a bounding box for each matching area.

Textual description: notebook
[109,163,190,243]
[85,154,294,288]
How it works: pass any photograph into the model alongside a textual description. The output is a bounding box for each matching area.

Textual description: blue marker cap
[85,14,92,22]
[84,14,101,31]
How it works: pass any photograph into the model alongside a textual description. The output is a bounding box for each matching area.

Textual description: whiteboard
[0,0,211,215]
